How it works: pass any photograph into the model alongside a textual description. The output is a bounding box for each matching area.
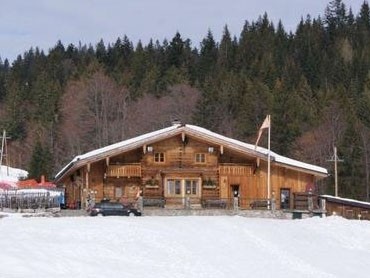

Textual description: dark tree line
[1,0,370,201]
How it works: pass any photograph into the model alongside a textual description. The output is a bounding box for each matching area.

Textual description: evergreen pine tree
[28,141,52,180]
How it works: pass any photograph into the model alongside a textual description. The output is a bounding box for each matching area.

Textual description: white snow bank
[0,215,369,278]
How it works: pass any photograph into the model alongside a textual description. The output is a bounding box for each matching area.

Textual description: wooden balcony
[107,164,141,178]
[219,164,251,176]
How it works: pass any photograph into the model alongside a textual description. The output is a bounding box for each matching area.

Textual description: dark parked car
[89,202,141,216]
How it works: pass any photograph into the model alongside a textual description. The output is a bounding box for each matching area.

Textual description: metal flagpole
[267,115,271,209]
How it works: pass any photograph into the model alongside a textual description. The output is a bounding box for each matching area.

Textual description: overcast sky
[0,0,365,62]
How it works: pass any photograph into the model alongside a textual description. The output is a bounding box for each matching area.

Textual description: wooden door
[220,176,228,199]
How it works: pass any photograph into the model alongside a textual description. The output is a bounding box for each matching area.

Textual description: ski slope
[0,214,369,278]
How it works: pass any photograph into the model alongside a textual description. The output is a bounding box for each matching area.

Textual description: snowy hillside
[0,215,369,278]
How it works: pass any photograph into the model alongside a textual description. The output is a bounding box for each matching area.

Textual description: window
[115,187,123,198]
[280,188,290,209]
[167,179,182,195]
[195,153,206,163]
[166,179,200,197]
[154,152,165,163]
[185,180,198,195]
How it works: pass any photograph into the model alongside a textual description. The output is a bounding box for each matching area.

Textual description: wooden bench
[250,200,269,210]
[143,198,165,208]
[202,199,227,209]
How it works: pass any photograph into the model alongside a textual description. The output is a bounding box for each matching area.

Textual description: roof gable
[55,124,328,181]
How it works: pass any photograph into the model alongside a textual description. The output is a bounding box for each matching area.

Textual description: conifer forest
[1,0,370,201]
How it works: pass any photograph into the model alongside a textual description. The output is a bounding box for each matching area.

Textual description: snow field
[0,215,370,278]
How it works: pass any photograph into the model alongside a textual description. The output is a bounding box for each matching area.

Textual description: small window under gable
[195,153,206,163]
[154,152,165,163]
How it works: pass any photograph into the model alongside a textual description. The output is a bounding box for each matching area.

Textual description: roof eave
[54,125,184,183]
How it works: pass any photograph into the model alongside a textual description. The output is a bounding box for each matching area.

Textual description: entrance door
[280,188,290,209]
[232,185,240,198]
[165,178,201,205]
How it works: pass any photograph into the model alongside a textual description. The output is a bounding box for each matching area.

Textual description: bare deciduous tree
[126,84,200,137]
[57,70,130,164]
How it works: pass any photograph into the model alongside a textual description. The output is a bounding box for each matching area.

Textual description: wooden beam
[220,145,224,155]
[143,145,147,154]
[182,132,186,143]
[84,169,89,209]
[106,157,110,166]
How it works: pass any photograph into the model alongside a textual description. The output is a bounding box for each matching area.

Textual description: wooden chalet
[319,195,370,220]
[54,123,328,210]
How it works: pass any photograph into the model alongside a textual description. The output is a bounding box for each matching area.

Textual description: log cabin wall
[218,147,258,206]
[58,127,325,210]
[62,151,318,210]
[233,160,317,209]
[326,202,364,219]
[260,161,316,209]
[64,173,83,209]
[141,136,219,169]
[141,136,220,206]
[322,199,370,220]
[63,149,145,207]
[110,149,142,164]
[88,161,104,201]
[103,149,142,202]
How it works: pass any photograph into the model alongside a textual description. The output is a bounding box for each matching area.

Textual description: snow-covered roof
[320,195,370,209]
[55,124,182,179]
[184,125,328,175]
[0,165,28,183]
[55,124,328,181]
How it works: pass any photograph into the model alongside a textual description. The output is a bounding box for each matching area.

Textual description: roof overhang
[320,195,370,210]
[54,124,328,183]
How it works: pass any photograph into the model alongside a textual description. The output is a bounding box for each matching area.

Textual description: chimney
[40,175,45,184]
[171,119,181,126]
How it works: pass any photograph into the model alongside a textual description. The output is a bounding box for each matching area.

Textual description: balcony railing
[219,164,251,176]
[106,164,141,178]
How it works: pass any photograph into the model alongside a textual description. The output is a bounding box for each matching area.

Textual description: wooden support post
[84,163,90,209]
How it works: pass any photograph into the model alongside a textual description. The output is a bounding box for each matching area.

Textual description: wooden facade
[54,124,328,210]
[320,195,370,220]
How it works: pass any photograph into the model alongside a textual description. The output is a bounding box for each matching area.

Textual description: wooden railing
[107,164,141,178]
[219,164,251,176]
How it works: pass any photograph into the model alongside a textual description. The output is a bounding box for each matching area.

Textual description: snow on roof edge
[55,123,328,180]
[185,125,328,175]
[55,124,181,179]
[320,195,370,207]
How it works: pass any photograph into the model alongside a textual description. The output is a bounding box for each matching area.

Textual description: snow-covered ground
[0,214,369,278]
